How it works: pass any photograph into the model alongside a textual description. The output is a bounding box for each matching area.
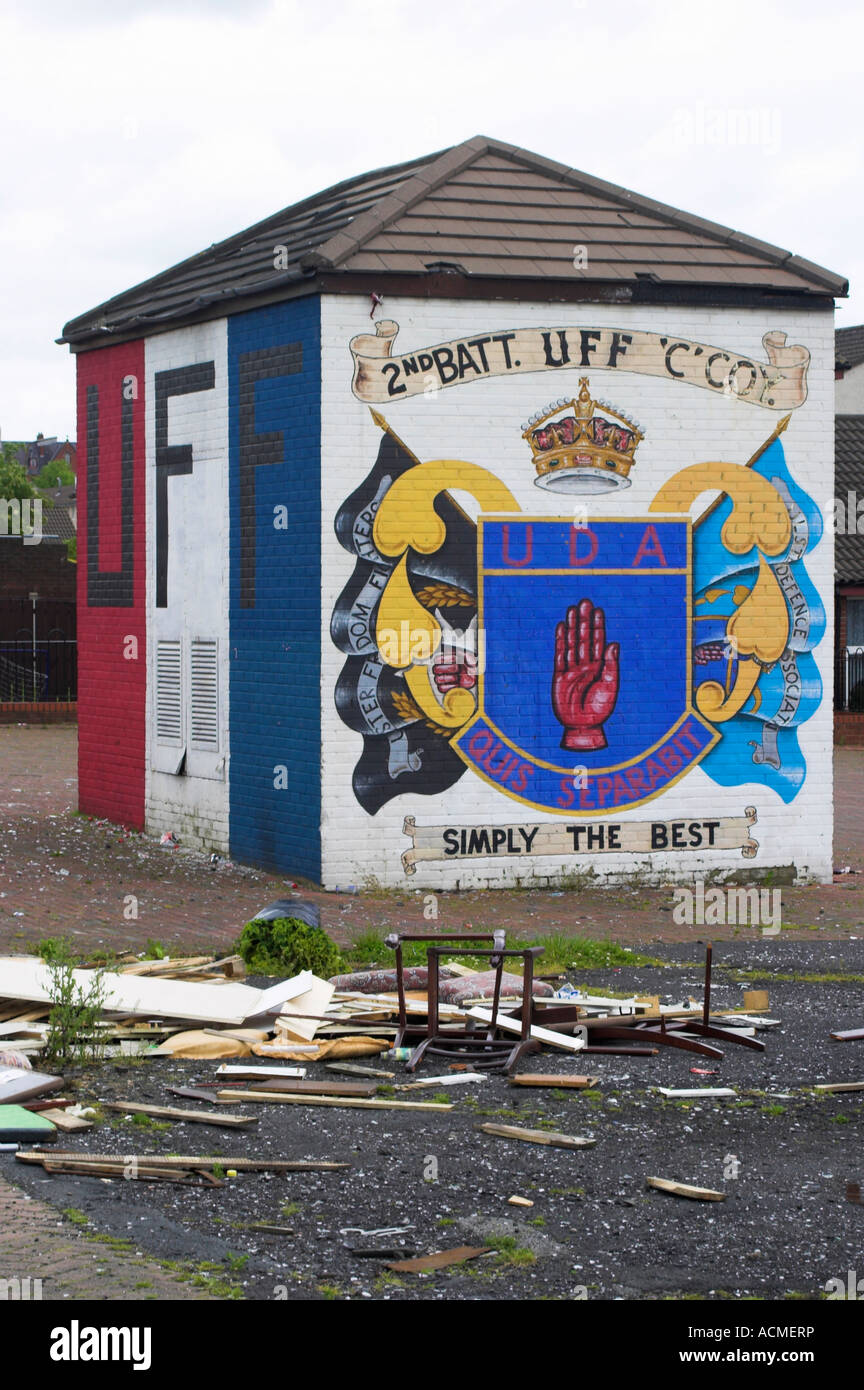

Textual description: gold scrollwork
[651,461,791,723]
[373,458,520,729]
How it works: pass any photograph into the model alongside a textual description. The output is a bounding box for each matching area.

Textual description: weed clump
[237,916,341,978]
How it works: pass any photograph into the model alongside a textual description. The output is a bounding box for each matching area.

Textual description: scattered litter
[510,1073,599,1089]
[439,971,554,1005]
[100,1100,257,1129]
[0,1105,59,1143]
[252,898,320,927]
[325,1062,395,1080]
[253,1078,379,1098]
[477,1122,595,1150]
[0,1066,63,1106]
[329,967,456,994]
[340,1225,415,1237]
[154,1030,254,1059]
[350,1245,416,1259]
[40,1107,94,1133]
[159,832,180,849]
[385,1246,490,1274]
[167,1086,242,1105]
[397,1072,487,1089]
[18,1151,348,1174]
[253,1037,389,1061]
[507,1195,534,1207]
[656,1087,737,1099]
[646,1176,726,1202]
[0,956,317,1027]
[467,1007,587,1053]
[0,1050,31,1071]
[215,1064,306,1079]
[217,1088,453,1113]
[742,990,770,1012]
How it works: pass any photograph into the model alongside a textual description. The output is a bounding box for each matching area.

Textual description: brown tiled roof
[61,136,848,348]
[836,415,864,583]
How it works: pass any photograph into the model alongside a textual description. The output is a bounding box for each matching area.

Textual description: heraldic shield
[451,516,719,815]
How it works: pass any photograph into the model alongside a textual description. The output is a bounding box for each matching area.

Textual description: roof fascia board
[61,281,323,353]
[60,149,444,342]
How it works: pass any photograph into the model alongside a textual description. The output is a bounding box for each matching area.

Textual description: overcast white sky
[1,0,861,444]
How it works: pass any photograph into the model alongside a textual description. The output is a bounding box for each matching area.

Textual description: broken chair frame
[385,931,544,1073]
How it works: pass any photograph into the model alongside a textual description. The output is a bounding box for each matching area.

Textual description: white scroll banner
[350,321,809,411]
[401,807,759,874]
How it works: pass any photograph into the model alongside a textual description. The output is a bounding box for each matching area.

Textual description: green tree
[0,442,40,501]
[37,456,75,488]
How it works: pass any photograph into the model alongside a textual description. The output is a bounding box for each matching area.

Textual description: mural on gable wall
[331,320,823,873]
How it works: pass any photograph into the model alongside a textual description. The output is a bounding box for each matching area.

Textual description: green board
[0,1105,58,1143]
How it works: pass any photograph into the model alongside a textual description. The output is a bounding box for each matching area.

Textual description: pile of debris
[0,931,783,1150]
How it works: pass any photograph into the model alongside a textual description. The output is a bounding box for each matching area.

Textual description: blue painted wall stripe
[228,297,322,880]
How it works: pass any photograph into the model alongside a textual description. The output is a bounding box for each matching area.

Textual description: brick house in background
[61,135,845,888]
[13,434,77,479]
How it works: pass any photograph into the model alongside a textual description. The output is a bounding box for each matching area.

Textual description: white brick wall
[320,294,835,890]
[144,320,230,852]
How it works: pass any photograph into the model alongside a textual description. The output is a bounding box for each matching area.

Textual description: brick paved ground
[1,724,863,952]
[0,1173,215,1300]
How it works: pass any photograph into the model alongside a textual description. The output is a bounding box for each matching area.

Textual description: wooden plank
[120,956,213,976]
[467,1007,586,1052]
[476,1122,595,1149]
[41,1159,193,1182]
[647,1176,726,1202]
[385,1246,489,1273]
[215,1065,306,1080]
[166,1086,243,1105]
[99,1100,256,1128]
[255,1078,378,1098]
[830,1028,864,1042]
[0,957,314,1027]
[16,1151,349,1171]
[40,1109,93,1133]
[0,1007,50,1024]
[656,1087,737,1099]
[217,1088,452,1113]
[325,1063,395,1079]
[510,1074,599,1089]
[814,1081,864,1093]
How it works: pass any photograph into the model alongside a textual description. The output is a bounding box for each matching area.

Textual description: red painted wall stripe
[76,343,146,827]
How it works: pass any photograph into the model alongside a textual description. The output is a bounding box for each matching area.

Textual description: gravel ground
[4,938,863,1302]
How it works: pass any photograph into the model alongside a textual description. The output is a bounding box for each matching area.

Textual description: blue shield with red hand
[451,516,718,814]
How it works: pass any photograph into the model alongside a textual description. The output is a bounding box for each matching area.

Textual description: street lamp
[29,591,38,702]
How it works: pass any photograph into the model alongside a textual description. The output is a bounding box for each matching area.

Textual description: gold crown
[522,378,644,494]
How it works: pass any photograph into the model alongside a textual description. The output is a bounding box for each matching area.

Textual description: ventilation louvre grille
[155,640,183,744]
[190,639,219,750]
